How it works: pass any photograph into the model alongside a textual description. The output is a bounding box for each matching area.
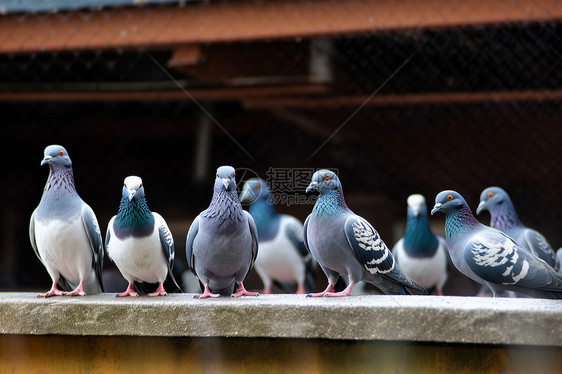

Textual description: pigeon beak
[411,205,421,217]
[128,189,136,201]
[306,181,318,193]
[476,201,486,215]
[222,178,231,190]
[40,155,52,166]
[431,203,442,215]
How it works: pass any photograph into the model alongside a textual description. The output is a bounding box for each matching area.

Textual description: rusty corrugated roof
[0,0,193,14]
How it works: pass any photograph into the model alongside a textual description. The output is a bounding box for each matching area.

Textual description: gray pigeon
[29,145,104,297]
[186,166,259,298]
[476,186,560,271]
[303,170,426,297]
[432,190,562,299]
[240,178,316,294]
[106,176,180,297]
[392,194,449,295]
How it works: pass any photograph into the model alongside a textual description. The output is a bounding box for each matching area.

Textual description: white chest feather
[35,218,93,282]
[394,238,448,289]
[254,216,305,282]
[107,226,168,284]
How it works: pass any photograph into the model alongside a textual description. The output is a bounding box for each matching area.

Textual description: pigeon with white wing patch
[477,186,559,271]
[432,190,562,298]
[303,170,425,297]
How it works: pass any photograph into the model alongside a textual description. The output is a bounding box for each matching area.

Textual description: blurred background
[1,0,561,295]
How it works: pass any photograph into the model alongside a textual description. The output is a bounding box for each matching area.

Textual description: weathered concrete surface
[0,293,560,346]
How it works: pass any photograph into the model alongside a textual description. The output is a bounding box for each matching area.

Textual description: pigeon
[105,176,181,297]
[239,178,316,294]
[303,169,426,297]
[29,145,104,297]
[476,186,560,271]
[186,166,259,298]
[392,194,448,295]
[431,190,562,299]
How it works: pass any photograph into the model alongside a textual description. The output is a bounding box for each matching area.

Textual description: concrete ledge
[0,293,560,346]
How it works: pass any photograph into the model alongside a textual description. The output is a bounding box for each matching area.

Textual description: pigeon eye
[324,174,331,180]
[447,194,453,201]
[59,150,64,156]
[487,192,493,198]
[233,172,236,177]
[216,173,219,177]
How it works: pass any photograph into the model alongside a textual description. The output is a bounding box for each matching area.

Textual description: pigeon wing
[29,209,42,264]
[245,211,259,264]
[81,204,104,292]
[464,230,562,291]
[284,216,309,258]
[523,229,559,270]
[155,213,182,292]
[302,215,311,254]
[185,215,200,273]
[344,215,426,292]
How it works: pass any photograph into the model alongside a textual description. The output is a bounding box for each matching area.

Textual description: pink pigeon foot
[436,289,444,296]
[232,282,259,297]
[295,284,307,294]
[262,287,273,295]
[38,282,65,298]
[148,282,167,297]
[306,283,336,297]
[194,283,220,299]
[117,283,139,297]
[64,280,87,296]
[323,282,354,297]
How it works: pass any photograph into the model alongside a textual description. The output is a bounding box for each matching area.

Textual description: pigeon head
[41,145,72,168]
[122,176,145,202]
[407,194,427,217]
[476,186,509,215]
[431,190,468,216]
[239,178,271,204]
[306,169,341,194]
[214,166,237,192]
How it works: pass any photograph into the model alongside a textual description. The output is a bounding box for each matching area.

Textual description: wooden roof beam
[0,84,328,102]
[243,90,562,109]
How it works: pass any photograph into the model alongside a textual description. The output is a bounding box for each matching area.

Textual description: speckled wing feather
[465,230,562,292]
[344,215,426,293]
